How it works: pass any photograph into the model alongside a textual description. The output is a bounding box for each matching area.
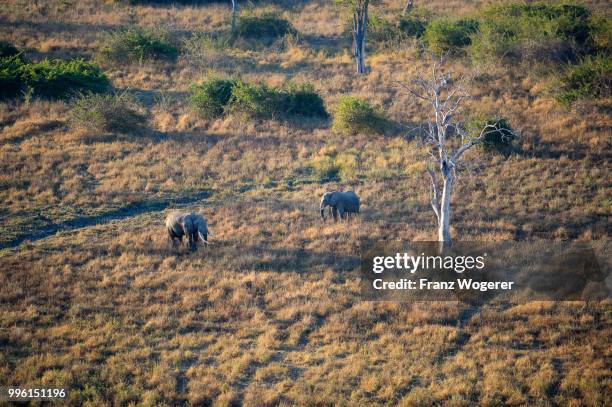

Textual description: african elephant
[320,191,360,222]
[165,211,209,251]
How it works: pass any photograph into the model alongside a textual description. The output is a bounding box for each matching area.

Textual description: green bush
[189,78,236,118]
[20,59,110,98]
[98,28,179,64]
[189,78,327,119]
[332,96,387,135]
[0,56,110,99]
[70,92,147,134]
[398,16,427,38]
[423,18,478,55]
[469,2,594,64]
[466,117,517,157]
[555,56,611,105]
[236,12,295,39]
[0,55,24,98]
[228,81,284,117]
[284,83,328,118]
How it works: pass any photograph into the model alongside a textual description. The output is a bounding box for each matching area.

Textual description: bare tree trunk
[352,0,369,74]
[438,165,453,243]
[231,0,237,33]
[402,0,414,16]
[399,58,516,248]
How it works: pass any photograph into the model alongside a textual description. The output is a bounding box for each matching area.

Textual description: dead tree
[402,0,414,16]
[352,0,369,74]
[398,57,515,245]
[337,0,376,74]
[231,0,238,32]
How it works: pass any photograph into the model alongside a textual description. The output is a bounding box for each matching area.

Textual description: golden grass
[0,0,610,405]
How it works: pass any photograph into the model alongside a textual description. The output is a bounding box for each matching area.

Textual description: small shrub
[0,57,110,99]
[189,78,237,118]
[189,79,327,120]
[98,28,179,64]
[332,96,387,135]
[227,81,327,119]
[424,18,478,55]
[70,92,147,134]
[398,16,427,38]
[284,83,328,118]
[555,56,612,105]
[466,117,517,157]
[236,12,295,39]
[228,81,284,118]
[21,59,111,98]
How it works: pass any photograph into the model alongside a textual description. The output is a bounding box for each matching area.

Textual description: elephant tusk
[198,231,209,244]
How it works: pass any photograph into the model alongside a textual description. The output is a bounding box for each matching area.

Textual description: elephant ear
[182,213,196,233]
[330,191,341,206]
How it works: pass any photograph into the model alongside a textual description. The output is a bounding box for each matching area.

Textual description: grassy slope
[0,0,610,405]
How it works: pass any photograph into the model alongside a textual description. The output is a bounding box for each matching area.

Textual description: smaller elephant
[165,211,210,251]
[320,191,360,222]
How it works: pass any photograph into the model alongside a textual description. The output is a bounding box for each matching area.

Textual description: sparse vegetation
[70,92,147,134]
[236,11,295,39]
[97,28,179,64]
[332,96,387,135]
[555,56,612,105]
[469,3,594,64]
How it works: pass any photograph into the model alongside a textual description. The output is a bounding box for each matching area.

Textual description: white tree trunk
[231,0,237,32]
[438,172,453,243]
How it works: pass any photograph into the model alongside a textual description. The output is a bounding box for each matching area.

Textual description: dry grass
[0,0,610,405]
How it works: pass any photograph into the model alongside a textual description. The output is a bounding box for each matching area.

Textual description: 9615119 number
[1,387,67,400]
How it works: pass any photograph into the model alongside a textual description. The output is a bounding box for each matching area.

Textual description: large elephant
[320,191,360,222]
[165,211,209,251]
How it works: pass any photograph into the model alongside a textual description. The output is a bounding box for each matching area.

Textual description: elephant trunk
[320,206,326,219]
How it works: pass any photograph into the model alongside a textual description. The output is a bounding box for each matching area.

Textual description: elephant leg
[168,229,180,248]
[338,207,345,221]
[332,206,338,222]
[189,232,197,251]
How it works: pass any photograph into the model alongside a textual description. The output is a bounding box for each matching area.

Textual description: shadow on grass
[0,190,212,251]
